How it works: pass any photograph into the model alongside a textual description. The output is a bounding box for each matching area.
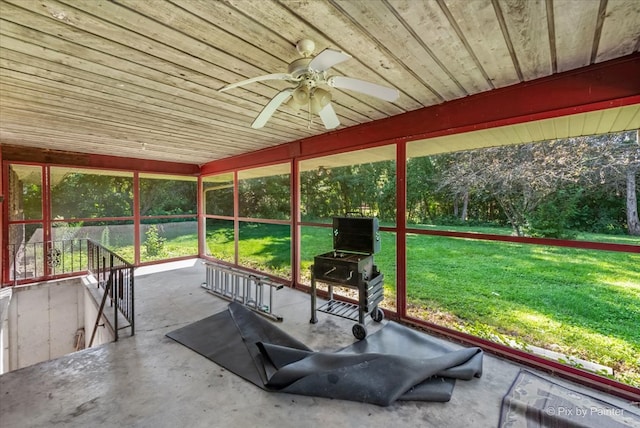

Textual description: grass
[105,222,640,386]
[405,233,640,386]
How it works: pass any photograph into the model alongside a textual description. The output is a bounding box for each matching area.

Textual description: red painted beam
[201,140,301,176]
[1,145,200,176]
[201,52,640,174]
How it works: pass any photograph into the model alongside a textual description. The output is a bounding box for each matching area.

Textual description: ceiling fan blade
[318,103,340,129]
[219,73,291,92]
[309,48,351,72]
[328,76,399,102]
[251,89,294,129]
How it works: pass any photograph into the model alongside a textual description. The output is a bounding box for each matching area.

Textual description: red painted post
[291,159,300,288]
[133,172,140,265]
[396,142,407,318]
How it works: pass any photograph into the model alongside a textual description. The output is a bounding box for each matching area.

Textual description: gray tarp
[166,302,483,406]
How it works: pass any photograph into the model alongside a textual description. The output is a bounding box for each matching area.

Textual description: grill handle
[324,267,337,276]
[323,267,354,282]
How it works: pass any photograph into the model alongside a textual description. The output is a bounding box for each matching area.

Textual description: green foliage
[239,175,291,219]
[526,189,580,239]
[570,187,627,234]
[51,172,134,218]
[144,225,166,257]
[139,178,197,216]
[22,183,43,219]
[300,161,396,222]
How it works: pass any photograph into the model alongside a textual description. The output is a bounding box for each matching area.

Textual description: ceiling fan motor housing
[288,58,314,79]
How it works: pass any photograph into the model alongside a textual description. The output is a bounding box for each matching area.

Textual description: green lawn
[405,233,639,385]
[109,222,640,386]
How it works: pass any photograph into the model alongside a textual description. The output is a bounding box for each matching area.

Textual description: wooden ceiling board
[498,0,553,81]
[0,17,237,101]
[172,0,296,63]
[0,81,287,154]
[0,102,259,156]
[0,71,290,152]
[334,0,467,101]
[553,0,600,72]
[0,129,203,164]
[3,0,343,136]
[596,0,640,62]
[386,0,493,95]
[64,0,304,124]
[1,0,638,166]
[444,0,520,87]
[8,49,316,140]
[206,0,412,122]
[0,12,319,138]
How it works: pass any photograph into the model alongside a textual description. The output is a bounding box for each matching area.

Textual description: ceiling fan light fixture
[287,86,310,109]
[310,88,331,114]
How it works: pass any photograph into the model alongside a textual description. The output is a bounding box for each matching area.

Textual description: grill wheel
[352,323,367,340]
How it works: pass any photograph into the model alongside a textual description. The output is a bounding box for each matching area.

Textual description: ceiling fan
[219,39,399,130]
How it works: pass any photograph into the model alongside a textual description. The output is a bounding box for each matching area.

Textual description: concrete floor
[0,259,637,427]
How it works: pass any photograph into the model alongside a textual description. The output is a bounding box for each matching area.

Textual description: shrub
[526,189,579,239]
[145,225,166,256]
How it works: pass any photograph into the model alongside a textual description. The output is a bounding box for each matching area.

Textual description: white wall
[6,278,85,371]
[0,288,11,374]
[1,277,116,373]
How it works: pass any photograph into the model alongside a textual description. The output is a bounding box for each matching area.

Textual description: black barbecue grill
[310,215,384,339]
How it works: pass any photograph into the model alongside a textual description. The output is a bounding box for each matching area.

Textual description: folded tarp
[166,302,483,406]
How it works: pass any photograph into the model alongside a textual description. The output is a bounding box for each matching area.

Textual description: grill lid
[332,215,380,254]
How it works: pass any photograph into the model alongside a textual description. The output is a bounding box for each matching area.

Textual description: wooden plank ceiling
[1,0,639,165]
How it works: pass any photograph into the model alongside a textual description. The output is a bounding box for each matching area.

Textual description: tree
[437,142,583,235]
[51,173,133,218]
[577,131,639,236]
[139,179,196,216]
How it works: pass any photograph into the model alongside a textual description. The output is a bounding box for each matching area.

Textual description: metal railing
[87,240,135,341]
[8,239,89,283]
[6,238,134,341]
